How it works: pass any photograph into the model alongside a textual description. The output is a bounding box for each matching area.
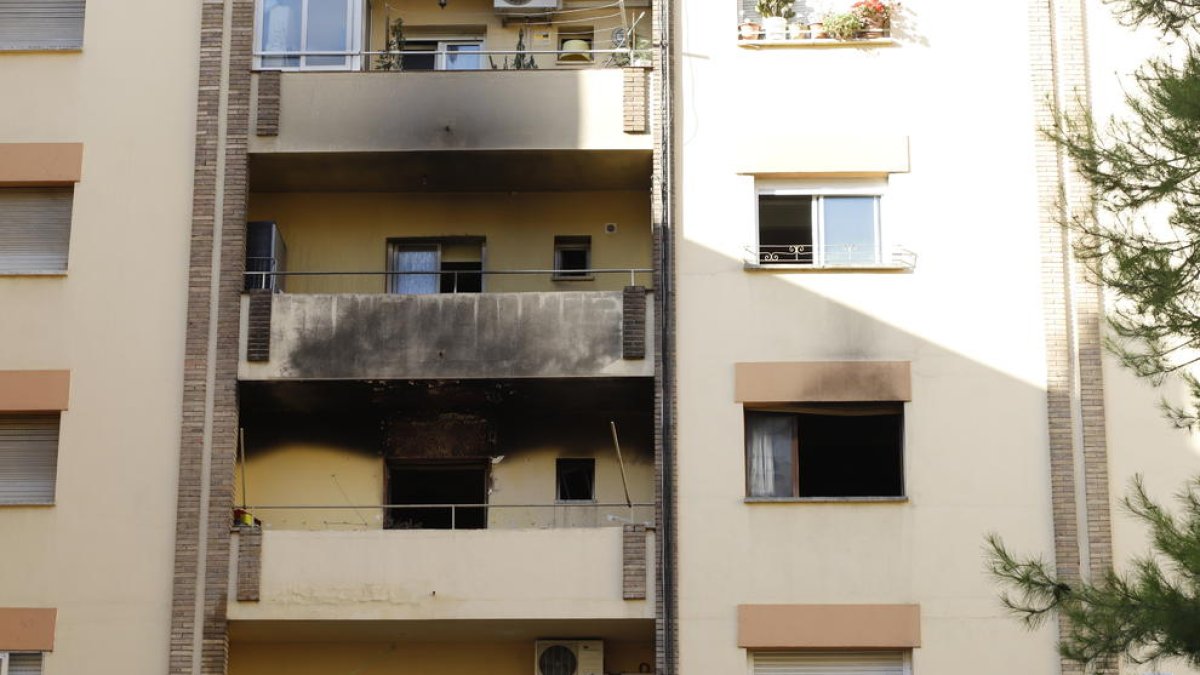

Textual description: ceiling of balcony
[249,150,652,192]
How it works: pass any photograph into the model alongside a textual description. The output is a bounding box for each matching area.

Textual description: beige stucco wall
[0,2,199,675]
[230,639,654,675]
[228,527,655,621]
[237,413,654,530]
[677,0,1066,673]
[247,191,652,293]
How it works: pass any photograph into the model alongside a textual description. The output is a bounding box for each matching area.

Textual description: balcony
[247,0,654,163]
[228,525,654,622]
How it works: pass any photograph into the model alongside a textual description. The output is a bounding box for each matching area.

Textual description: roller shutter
[0,0,85,50]
[752,652,907,675]
[0,414,60,504]
[8,653,44,675]
[0,189,72,273]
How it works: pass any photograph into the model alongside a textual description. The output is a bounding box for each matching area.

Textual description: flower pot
[762,16,788,41]
[739,21,762,40]
[808,22,827,39]
[787,23,809,40]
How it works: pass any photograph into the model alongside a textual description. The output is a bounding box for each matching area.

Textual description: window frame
[399,37,486,71]
[748,650,913,675]
[743,403,907,503]
[0,412,62,507]
[555,457,597,503]
[0,651,45,675]
[753,178,889,269]
[253,0,365,72]
[552,235,593,281]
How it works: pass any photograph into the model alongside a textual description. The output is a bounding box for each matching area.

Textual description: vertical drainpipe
[656,0,677,671]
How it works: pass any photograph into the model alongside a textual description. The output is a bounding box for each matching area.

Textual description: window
[399,38,484,71]
[255,0,363,71]
[386,238,484,294]
[556,458,595,501]
[755,180,884,267]
[745,403,903,499]
[553,236,592,280]
[0,188,72,274]
[0,652,45,675]
[0,1,84,51]
[0,413,60,505]
[751,651,910,675]
[386,461,487,530]
[557,26,594,64]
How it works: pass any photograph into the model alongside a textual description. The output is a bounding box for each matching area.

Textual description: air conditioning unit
[495,0,562,13]
[535,640,603,675]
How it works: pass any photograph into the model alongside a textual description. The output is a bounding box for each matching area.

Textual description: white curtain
[388,245,440,295]
[747,414,794,497]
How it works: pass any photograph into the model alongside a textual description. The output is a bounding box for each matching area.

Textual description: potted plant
[852,0,897,37]
[738,12,762,40]
[755,0,795,40]
[822,10,864,40]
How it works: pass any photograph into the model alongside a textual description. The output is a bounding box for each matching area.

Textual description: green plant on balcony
[755,0,795,39]
[375,15,406,71]
[852,0,897,36]
[822,10,865,40]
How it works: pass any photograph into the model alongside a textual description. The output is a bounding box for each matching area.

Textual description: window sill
[737,37,897,49]
[0,270,68,278]
[0,501,55,507]
[0,46,83,53]
[744,262,912,273]
[745,496,909,504]
[552,275,596,282]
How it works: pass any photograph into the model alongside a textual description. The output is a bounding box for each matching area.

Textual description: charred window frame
[744,402,905,500]
[385,459,489,529]
[556,458,596,502]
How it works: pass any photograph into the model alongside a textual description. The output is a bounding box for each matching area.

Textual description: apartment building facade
[676,1,1200,675]
[1,0,1197,674]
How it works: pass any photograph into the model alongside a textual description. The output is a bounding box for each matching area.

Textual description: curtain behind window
[746,413,794,497]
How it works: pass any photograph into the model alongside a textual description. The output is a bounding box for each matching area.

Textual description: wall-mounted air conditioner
[495,0,562,13]
[534,640,603,675]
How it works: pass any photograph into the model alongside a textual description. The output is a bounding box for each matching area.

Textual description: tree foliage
[1052,0,1200,427]
[988,478,1200,667]
[987,0,1200,669]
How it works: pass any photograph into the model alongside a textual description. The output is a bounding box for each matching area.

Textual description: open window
[744,403,903,499]
[387,461,487,529]
[755,179,885,267]
[386,237,484,294]
[557,26,595,64]
[553,236,592,280]
[556,458,596,502]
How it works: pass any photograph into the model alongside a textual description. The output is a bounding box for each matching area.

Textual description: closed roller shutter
[753,652,907,675]
[0,414,60,504]
[0,189,73,273]
[9,653,44,675]
[0,0,85,50]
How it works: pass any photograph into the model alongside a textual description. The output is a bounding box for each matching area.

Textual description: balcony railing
[244,264,654,294]
[239,502,656,531]
[745,244,917,270]
[253,48,652,72]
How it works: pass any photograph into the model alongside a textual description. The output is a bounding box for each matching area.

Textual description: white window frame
[253,0,365,71]
[1,652,9,675]
[746,650,913,675]
[754,177,889,268]
[400,37,486,71]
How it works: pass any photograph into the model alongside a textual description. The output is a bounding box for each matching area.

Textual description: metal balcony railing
[745,244,916,269]
[243,263,654,293]
[239,502,656,530]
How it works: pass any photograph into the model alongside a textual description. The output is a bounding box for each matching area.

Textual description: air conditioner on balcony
[534,640,603,675]
[495,0,562,13]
